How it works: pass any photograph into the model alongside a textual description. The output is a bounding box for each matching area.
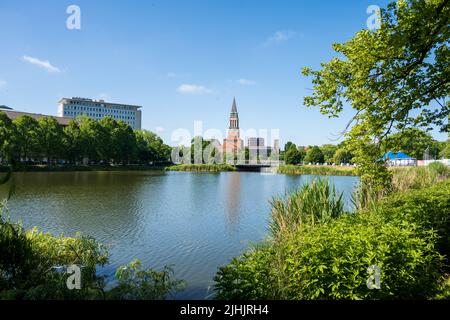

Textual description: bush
[0,206,184,300]
[214,180,450,300]
[0,211,108,299]
[107,259,185,300]
[275,213,443,299]
[214,244,277,300]
[377,180,450,266]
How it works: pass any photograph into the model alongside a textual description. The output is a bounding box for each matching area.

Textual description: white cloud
[265,30,295,46]
[0,80,6,89]
[155,126,165,133]
[22,55,61,73]
[177,84,213,95]
[237,79,256,86]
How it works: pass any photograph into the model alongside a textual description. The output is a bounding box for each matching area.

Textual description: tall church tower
[228,97,240,138]
[223,98,243,154]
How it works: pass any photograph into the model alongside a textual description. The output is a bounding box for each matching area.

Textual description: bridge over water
[234,161,284,172]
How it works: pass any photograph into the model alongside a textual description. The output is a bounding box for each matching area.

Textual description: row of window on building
[63,110,135,123]
[68,100,134,110]
[65,105,135,116]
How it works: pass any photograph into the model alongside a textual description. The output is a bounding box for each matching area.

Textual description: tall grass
[278,165,357,176]
[391,163,450,192]
[352,163,450,211]
[270,179,345,239]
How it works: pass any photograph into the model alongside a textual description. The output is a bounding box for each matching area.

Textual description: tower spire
[231,97,238,114]
[229,97,239,130]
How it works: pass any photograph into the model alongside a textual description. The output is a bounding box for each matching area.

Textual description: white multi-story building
[58,97,142,130]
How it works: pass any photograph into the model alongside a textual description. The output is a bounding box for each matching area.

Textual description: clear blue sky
[0,0,446,146]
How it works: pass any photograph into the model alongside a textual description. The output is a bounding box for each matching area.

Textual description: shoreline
[166,164,236,172]
[1,163,359,176]
[277,164,358,176]
[0,164,169,173]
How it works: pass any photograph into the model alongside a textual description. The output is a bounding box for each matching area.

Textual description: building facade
[58,97,142,129]
[248,137,264,149]
[1,106,72,126]
[273,139,280,154]
[248,137,265,160]
[222,98,243,154]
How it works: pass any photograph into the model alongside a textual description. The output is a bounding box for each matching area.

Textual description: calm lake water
[1,171,358,299]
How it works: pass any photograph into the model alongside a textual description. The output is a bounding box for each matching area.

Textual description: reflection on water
[1,171,358,299]
[225,172,241,227]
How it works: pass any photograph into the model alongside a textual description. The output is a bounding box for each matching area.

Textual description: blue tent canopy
[382,151,415,160]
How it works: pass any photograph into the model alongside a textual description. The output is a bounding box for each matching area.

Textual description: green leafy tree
[385,128,442,159]
[285,145,304,165]
[97,117,117,162]
[63,120,83,164]
[78,116,102,162]
[304,146,325,164]
[284,142,295,152]
[12,115,39,163]
[0,112,14,163]
[440,139,450,158]
[190,136,213,164]
[37,117,63,164]
[302,0,449,191]
[112,121,137,164]
[333,148,353,164]
[135,130,170,164]
[320,144,338,163]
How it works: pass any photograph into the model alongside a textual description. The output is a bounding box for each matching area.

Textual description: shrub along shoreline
[278,164,358,176]
[166,164,236,172]
[0,208,185,300]
[214,165,450,300]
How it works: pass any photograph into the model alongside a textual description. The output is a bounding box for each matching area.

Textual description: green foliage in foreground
[108,259,185,300]
[166,164,236,172]
[270,179,345,238]
[0,206,185,300]
[214,180,450,300]
[278,165,357,176]
[390,162,450,193]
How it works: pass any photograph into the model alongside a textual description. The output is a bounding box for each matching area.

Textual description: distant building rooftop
[382,151,415,160]
[59,97,142,109]
[0,105,13,110]
[0,109,72,126]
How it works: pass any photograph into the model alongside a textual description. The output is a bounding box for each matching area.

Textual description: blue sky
[0,0,446,146]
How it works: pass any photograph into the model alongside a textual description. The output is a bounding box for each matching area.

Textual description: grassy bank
[278,164,358,176]
[214,165,450,300]
[0,164,169,173]
[390,162,450,192]
[166,164,236,172]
